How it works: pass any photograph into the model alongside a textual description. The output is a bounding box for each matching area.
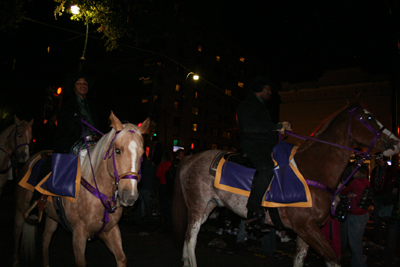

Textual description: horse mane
[310,95,364,139]
[310,104,350,138]
[80,123,141,180]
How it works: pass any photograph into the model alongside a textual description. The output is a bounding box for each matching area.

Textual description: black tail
[171,164,187,250]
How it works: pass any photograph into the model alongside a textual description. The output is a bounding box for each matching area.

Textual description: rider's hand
[277,121,292,134]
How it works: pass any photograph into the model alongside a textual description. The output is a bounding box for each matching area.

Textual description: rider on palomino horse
[25,72,100,224]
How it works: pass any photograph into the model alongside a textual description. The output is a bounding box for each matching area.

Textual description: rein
[283,106,385,216]
[79,119,141,240]
[0,124,29,174]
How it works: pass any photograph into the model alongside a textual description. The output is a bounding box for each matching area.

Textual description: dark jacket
[54,95,99,153]
[236,93,279,149]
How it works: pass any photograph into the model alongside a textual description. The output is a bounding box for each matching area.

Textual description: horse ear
[355,91,364,105]
[14,115,21,125]
[109,111,124,131]
[29,119,34,127]
[139,118,150,134]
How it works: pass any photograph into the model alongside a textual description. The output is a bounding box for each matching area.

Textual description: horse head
[13,116,33,162]
[347,96,400,157]
[107,112,150,206]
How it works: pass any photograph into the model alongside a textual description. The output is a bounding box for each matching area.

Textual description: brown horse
[0,116,33,196]
[13,112,149,267]
[172,98,400,267]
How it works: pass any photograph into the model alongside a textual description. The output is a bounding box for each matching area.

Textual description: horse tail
[20,222,37,264]
[172,163,187,250]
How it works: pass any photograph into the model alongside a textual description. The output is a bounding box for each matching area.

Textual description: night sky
[1,0,398,122]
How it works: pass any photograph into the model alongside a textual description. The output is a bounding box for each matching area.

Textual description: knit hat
[248,75,277,92]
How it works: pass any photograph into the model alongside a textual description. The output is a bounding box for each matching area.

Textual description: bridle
[284,106,387,216]
[0,124,30,174]
[79,119,142,240]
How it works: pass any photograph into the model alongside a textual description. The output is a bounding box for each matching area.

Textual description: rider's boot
[24,194,48,225]
[246,208,270,234]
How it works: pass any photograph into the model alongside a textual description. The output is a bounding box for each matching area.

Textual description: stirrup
[24,200,42,225]
[24,195,47,225]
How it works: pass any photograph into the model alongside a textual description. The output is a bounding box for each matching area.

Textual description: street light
[71,5,89,62]
[186,72,199,82]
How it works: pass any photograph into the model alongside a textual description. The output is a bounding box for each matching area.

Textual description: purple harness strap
[283,106,385,216]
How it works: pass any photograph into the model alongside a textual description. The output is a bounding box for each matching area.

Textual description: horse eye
[115,148,121,154]
[17,134,22,137]
[367,116,373,120]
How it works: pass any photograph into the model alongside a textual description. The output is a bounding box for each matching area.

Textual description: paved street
[0,181,396,267]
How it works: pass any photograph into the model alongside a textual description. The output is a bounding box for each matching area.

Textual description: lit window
[238,82,244,88]
[223,131,231,139]
[198,45,202,52]
[216,55,220,62]
[192,123,198,131]
[212,144,218,150]
[212,128,218,136]
[194,91,198,98]
[174,101,179,109]
[225,89,231,96]
[175,84,180,91]
[142,98,148,103]
[239,57,245,63]
[192,107,199,115]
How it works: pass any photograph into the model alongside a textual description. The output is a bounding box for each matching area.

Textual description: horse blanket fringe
[19,153,81,203]
[214,142,312,207]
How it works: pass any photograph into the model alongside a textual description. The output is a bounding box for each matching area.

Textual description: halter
[0,124,30,174]
[79,119,142,240]
[284,106,386,216]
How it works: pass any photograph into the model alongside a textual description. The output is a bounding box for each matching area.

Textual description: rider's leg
[24,157,52,224]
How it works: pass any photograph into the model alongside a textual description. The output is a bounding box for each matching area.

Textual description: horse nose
[119,189,138,206]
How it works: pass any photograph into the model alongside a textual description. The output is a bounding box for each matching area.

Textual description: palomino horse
[172,98,400,267]
[14,112,149,267]
[0,116,33,196]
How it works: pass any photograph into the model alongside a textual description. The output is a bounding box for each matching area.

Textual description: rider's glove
[276,121,292,134]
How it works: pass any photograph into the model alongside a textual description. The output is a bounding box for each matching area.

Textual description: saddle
[209,152,254,176]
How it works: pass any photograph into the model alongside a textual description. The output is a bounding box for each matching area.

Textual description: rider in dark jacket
[237,75,291,232]
[25,73,99,224]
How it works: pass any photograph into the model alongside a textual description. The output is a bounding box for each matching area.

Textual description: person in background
[340,162,370,267]
[134,154,157,225]
[383,168,400,265]
[156,151,172,232]
[370,154,396,245]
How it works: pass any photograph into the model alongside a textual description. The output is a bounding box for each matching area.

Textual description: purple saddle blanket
[20,153,81,201]
[214,142,312,207]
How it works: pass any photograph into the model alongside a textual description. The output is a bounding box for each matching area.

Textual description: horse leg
[293,222,340,267]
[13,187,32,266]
[42,218,58,267]
[13,206,25,266]
[0,173,7,196]
[293,236,309,267]
[98,224,127,267]
[183,201,217,267]
[72,226,89,267]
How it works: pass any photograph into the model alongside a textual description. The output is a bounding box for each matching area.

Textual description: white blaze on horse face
[127,139,139,195]
[19,128,30,162]
[371,114,400,156]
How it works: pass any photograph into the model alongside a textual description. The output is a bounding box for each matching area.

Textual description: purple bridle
[0,124,30,174]
[284,106,386,216]
[79,119,142,240]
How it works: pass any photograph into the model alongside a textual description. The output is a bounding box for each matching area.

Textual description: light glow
[71,5,80,15]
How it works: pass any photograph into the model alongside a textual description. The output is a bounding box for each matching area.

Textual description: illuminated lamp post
[177,72,199,149]
[71,5,89,69]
